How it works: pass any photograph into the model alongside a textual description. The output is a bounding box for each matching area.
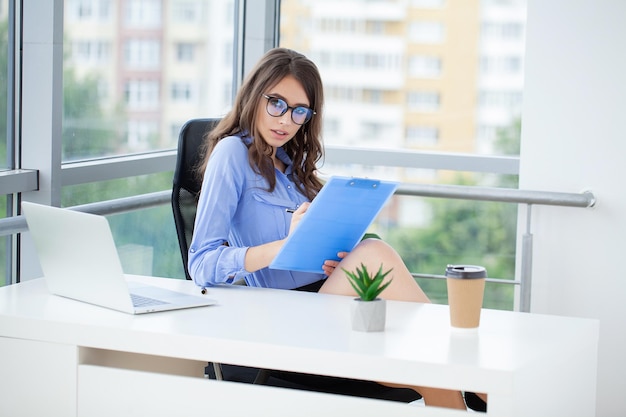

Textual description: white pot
[350,298,386,332]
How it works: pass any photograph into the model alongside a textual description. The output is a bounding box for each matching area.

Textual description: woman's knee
[352,238,398,261]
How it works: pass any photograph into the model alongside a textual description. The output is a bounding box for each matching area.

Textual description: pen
[285,208,296,213]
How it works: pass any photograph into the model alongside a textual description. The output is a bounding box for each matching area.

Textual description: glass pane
[0,2,10,171]
[61,0,237,279]
[62,173,186,279]
[109,205,185,279]
[279,0,526,157]
[62,171,172,206]
[368,174,518,311]
[1,2,11,287]
[62,0,236,162]
[280,0,525,309]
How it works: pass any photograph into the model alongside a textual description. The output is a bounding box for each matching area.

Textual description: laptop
[22,201,216,314]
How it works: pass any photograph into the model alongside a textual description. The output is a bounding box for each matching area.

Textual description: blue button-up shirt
[188,134,324,289]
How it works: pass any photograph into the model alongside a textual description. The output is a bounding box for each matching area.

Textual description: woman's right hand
[287,202,310,236]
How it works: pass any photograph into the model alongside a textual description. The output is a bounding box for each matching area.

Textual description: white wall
[520,1,626,415]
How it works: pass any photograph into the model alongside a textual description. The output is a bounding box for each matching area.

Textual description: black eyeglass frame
[261,94,316,125]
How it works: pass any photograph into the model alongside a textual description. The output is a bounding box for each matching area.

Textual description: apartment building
[64,0,234,156]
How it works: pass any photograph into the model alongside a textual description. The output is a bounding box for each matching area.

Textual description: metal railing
[0,183,596,312]
[397,183,595,312]
[0,146,597,311]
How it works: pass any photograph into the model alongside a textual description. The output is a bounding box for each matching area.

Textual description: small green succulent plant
[343,263,393,301]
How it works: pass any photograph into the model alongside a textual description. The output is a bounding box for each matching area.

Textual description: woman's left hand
[322,251,348,276]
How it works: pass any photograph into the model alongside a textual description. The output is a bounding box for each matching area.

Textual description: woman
[188,47,467,410]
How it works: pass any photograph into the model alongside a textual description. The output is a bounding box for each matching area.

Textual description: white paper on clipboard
[269,176,398,274]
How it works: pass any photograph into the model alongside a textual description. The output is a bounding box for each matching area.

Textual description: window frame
[2,0,519,285]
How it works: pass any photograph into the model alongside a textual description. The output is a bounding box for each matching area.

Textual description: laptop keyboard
[131,293,169,307]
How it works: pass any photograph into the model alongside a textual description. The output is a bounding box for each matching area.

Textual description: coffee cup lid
[445,265,487,279]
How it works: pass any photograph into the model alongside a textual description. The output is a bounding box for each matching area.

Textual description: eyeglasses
[262,94,315,125]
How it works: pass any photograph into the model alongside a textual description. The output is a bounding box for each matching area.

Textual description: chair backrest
[172,118,220,280]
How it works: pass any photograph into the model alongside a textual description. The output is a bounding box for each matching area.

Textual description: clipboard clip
[347,178,381,189]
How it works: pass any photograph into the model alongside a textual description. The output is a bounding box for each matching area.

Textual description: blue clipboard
[269,176,398,274]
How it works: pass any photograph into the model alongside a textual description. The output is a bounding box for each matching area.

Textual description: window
[362,122,385,140]
[412,0,445,8]
[287,0,524,309]
[127,120,158,150]
[482,22,523,40]
[71,40,111,65]
[1,0,524,305]
[408,91,440,112]
[124,79,160,110]
[66,0,112,22]
[124,39,161,69]
[406,126,439,146]
[171,81,194,103]
[481,56,523,75]
[409,21,445,44]
[32,0,239,283]
[176,42,195,62]
[62,0,236,161]
[479,91,523,111]
[172,1,201,24]
[409,55,442,78]
[280,0,525,158]
[125,0,161,28]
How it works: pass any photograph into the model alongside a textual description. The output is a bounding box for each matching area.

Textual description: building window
[172,1,200,23]
[409,55,442,78]
[127,119,158,150]
[479,91,523,111]
[362,122,385,140]
[326,87,362,102]
[124,39,161,69]
[406,126,439,146]
[125,0,161,28]
[171,82,193,103]
[124,79,160,110]
[170,122,183,143]
[412,0,445,8]
[480,56,523,75]
[176,43,195,62]
[71,40,111,65]
[408,91,440,112]
[409,21,445,44]
[67,0,112,22]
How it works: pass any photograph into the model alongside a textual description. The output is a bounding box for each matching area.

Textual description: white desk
[0,276,598,417]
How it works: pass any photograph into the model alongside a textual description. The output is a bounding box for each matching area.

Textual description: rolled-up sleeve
[189,241,249,286]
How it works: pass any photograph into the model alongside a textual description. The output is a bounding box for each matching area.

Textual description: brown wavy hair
[196,48,324,201]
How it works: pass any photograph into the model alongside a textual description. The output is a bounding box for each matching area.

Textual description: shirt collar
[276,147,294,175]
[241,133,295,175]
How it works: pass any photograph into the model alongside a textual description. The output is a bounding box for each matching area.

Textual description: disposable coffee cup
[445,265,487,329]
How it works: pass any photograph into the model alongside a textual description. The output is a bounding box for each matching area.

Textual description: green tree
[60,43,182,279]
[62,66,124,160]
[388,120,521,310]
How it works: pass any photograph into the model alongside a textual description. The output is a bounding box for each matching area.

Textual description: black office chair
[171,118,421,402]
[172,118,220,281]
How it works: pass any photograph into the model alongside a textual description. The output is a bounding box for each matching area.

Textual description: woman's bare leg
[320,239,466,410]
[320,239,429,302]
